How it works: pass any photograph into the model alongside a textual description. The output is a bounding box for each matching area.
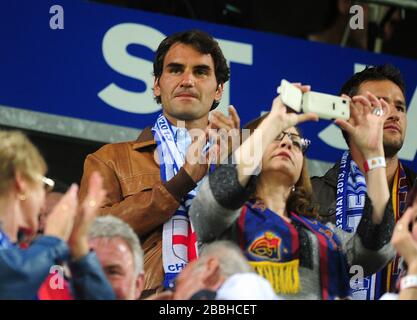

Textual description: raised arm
[191,87,318,243]
[234,87,318,187]
[335,93,391,225]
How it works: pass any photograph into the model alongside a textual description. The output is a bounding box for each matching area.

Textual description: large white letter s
[98,24,165,113]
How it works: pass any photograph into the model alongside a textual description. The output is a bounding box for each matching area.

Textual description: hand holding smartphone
[277,79,350,120]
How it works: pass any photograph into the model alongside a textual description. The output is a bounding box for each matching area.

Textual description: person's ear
[134,273,145,300]
[214,83,224,102]
[14,171,28,195]
[153,77,161,99]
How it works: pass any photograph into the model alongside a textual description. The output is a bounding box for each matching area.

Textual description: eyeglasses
[275,131,311,153]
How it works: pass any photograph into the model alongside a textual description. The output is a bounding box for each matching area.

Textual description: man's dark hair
[153,29,230,110]
[340,64,406,97]
[339,64,406,145]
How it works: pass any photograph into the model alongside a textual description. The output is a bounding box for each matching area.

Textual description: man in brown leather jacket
[79,30,240,298]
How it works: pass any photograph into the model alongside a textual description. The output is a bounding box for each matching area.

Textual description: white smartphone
[277,79,350,120]
[277,79,303,112]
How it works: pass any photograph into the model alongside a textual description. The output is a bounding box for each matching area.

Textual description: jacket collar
[132,127,156,150]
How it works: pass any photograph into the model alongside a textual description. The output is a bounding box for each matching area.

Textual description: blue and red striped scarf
[238,201,351,299]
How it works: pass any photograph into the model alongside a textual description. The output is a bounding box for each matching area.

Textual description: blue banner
[0,0,416,170]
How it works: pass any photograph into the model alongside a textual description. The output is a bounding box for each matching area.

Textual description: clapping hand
[392,193,417,272]
[209,105,241,163]
[68,171,106,260]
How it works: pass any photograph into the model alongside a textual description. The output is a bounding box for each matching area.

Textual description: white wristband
[400,275,417,290]
[363,156,386,173]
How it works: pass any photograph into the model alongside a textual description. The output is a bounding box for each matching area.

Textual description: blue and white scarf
[152,114,212,288]
[335,151,367,233]
[335,151,405,300]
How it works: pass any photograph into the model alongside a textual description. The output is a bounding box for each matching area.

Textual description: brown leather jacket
[79,127,196,298]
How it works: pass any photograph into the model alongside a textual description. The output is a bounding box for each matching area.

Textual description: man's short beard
[383,140,403,158]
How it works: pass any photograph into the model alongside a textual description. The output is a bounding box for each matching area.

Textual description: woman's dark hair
[153,29,230,110]
[243,113,318,219]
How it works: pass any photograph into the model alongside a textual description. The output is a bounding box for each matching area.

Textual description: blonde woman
[0,130,114,299]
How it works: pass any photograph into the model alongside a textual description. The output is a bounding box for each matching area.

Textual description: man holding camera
[312,64,416,300]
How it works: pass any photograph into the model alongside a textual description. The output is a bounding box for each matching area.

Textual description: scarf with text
[152,114,212,288]
[335,151,408,299]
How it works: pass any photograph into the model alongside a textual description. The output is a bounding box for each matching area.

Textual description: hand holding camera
[277,79,350,120]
